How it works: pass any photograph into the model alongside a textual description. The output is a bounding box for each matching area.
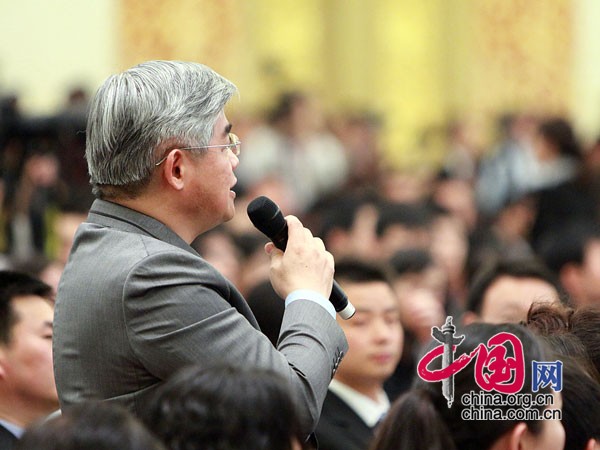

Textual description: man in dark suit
[316,260,403,450]
[0,271,57,449]
[52,61,347,439]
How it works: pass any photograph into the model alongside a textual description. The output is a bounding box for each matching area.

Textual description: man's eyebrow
[224,123,232,135]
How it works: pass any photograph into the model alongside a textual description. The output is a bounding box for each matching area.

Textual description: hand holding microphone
[247,196,355,320]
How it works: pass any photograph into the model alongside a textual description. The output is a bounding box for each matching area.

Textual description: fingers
[286,215,326,248]
[267,215,335,299]
[285,215,310,243]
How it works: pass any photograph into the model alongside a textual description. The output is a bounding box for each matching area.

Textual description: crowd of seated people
[2,86,600,449]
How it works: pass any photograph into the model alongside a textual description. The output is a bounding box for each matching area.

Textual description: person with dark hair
[52,61,348,438]
[370,322,564,450]
[16,402,166,450]
[316,260,403,450]
[559,360,600,450]
[571,305,600,381]
[523,303,600,449]
[528,117,596,253]
[375,201,434,259]
[538,219,600,307]
[463,256,564,325]
[475,113,539,218]
[0,271,56,449]
[143,365,305,450]
[384,248,448,401]
[315,191,380,262]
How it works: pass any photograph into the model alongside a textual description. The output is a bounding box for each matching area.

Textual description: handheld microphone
[247,196,355,320]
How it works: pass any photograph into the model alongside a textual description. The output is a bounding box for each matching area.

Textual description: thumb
[264,242,276,255]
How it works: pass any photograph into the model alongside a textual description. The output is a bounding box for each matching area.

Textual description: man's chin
[223,205,236,222]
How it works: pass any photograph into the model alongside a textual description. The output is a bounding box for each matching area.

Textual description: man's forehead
[11,295,55,316]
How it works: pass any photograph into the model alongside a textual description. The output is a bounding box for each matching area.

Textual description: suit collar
[87,199,196,255]
[86,199,260,329]
[0,419,22,439]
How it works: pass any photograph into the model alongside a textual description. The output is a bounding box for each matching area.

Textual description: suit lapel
[323,391,374,448]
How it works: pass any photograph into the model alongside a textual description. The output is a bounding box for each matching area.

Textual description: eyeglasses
[155,133,241,166]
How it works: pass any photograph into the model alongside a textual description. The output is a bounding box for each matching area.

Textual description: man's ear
[559,263,583,302]
[161,150,186,191]
[510,422,534,450]
[485,423,526,450]
[585,438,599,450]
[0,347,8,379]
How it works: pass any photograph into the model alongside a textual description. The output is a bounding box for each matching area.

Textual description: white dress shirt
[328,379,390,427]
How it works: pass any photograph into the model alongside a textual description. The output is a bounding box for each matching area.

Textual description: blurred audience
[316,191,380,262]
[3,83,600,450]
[476,113,539,218]
[235,91,349,213]
[528,117,595,253]
[385,248,447,400]
[539,219,600,307]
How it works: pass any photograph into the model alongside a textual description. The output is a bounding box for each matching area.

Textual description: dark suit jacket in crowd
[315,390,375,450]
[0,424,17,450]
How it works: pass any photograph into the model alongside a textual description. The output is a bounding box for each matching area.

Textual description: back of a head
[571,305,600,379]
[86,60,237,199]
[538,117,581,159]
[16,402,166,450]
[523,304,600,449]
[560,359,600,450]
[524,301,573,336]
[538,219,600,275]
[143,365,305,450]
[370,389,455,450]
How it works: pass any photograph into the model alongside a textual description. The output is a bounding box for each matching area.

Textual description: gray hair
[86,60,237,198]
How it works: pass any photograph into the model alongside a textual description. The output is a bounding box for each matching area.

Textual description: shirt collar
[0,419,24,438]
[329,379,389,427]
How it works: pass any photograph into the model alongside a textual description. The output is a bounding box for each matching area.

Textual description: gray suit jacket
[53,199,347,434]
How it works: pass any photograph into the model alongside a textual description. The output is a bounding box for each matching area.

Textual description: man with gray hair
[52,61,347,436]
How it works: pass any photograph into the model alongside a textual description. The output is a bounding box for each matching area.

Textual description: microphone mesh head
[247,196,285,238]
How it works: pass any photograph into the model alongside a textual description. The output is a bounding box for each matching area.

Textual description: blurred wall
[1,0,599,165]
[0,0,118,113]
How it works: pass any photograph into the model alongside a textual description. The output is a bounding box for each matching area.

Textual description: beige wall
[1,0,599,161]
[0,0,118,113]
[572,0,600,144]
